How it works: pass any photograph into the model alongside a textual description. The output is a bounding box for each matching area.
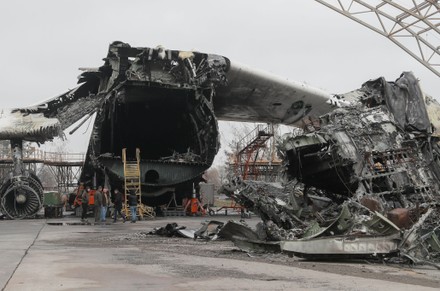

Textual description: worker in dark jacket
[128,191,138,223]
[113,189,126,223]
[81,186,90,222]
[94,186,103,223]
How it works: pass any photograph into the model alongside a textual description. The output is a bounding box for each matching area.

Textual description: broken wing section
[2,80,101,142]
[362,72,432,133]
[0,110,60,143]
[214,62,334,125]
[339,72,440,136]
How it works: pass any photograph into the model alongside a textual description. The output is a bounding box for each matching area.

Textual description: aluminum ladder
[122,148,143,220]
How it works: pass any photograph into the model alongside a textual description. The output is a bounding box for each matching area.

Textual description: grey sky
[1,0,439,156]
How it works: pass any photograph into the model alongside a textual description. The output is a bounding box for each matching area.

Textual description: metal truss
[46,164,83,194]
[315,0,440,78]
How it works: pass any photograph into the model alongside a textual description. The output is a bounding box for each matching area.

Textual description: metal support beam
[46,164,83,194]
[315,0,440,78]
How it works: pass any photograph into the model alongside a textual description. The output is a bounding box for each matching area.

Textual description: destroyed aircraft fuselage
[283,72,440,213]
[1,41,335,218]
[79,42,229,201]
[224,73,440,266]
[8,42,230,206]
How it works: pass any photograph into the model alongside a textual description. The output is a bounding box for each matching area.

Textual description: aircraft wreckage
[221,72,440,267]
[0,42,438,274]
[0,41,332,219]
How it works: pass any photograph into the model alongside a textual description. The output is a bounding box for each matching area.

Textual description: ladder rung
[125,173,139,176]
[122,148,143,218]
[125,171,140,175]
[125,165,138,168]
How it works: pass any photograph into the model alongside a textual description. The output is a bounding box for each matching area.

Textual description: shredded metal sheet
[222,72,440,267]
[0,110,61,142]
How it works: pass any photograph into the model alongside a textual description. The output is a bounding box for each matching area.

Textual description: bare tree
[38,165,57,190]
[203,166,222,187]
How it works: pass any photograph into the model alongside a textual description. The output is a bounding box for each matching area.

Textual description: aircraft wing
[0,109,61,143]
[0,79,101,142]
[214,62,334,125]
[14,79,102,130]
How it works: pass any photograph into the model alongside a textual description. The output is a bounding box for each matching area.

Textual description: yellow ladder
[122,148,143,220]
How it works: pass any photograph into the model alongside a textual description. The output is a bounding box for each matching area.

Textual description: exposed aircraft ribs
[78,42,230,202]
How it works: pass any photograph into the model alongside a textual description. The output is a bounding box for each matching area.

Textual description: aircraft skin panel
[214,61,334,125]
[424,94,440,137]
[0,110,60,142]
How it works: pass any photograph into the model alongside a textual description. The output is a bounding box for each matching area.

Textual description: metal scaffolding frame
[0,149,84,194]
[46,164,83,194]
[315,0,440,77]
[230,124,282,182]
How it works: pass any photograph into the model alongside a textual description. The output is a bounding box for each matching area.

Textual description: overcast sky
[1,0,439,160]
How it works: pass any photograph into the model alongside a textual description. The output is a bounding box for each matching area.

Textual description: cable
[82,113,94,135]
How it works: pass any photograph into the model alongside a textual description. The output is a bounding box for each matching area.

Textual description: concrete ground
[1,213,440,291]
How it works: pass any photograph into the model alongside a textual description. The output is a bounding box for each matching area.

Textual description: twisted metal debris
[223,72,440,268]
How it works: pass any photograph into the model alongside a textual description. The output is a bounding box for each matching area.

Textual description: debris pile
[149,221,225,240]
[149,223,188,237]
[222,72,440,268]
[224,179,439,267]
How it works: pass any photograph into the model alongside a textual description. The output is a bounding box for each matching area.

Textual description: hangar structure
[315,0,440,78]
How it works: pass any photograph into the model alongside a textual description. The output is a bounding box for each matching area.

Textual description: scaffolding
[231,124,282,182]
[0,147,84,194]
